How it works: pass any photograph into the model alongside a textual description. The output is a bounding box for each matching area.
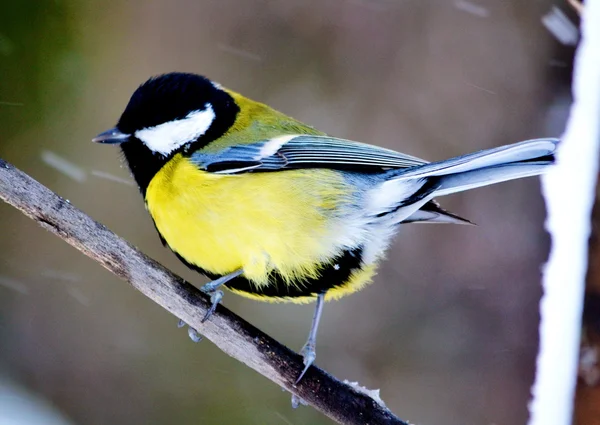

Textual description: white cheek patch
[135,104,216,156]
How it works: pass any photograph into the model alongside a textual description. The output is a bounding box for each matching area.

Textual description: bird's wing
[190,134,428,174]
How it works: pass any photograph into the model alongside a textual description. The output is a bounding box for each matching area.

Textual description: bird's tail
[394,138,558,197]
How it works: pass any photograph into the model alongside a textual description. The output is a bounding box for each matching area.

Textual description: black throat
[120,139,168,195]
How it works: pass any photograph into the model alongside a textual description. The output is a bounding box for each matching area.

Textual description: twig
[0,157,408,425]
[530,1,600,424]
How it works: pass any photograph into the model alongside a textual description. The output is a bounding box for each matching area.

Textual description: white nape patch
[256,135,297,159]
[211,80,223,90]
[135,104,215,156]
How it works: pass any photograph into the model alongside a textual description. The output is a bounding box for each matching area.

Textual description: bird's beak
[92,128,130,144]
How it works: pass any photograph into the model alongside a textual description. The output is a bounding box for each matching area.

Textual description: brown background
[0,1,574,424]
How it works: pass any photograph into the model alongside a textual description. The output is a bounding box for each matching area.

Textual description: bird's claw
[291,394,308,409]
[177,319,203,342]
[176,279,227,341]
[201,289,224,323]
[295,342,316,384]
[187,326,203,343]
[288,342,317,407]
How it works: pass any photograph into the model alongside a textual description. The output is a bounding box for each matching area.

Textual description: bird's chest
[144,155,354,283]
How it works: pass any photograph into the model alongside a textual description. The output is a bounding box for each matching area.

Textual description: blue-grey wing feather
[190,135,427,174]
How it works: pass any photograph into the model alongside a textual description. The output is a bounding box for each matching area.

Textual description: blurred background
[0,1,577,424]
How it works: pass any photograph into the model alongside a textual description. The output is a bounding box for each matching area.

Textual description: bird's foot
[290,341,317,406]
[291,394,308,409]
[175,271,242,342]
[198,271,242,323]
[177,319,203,343]
[296,342,316,384]
[200,287,224,323]
[188,326,203,342]
[290,292,325,406]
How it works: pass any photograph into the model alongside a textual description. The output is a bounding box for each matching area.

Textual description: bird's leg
[291,292,326,407]
[179,269,244,342]
[297,292,326,381]
[298,292,326,381]
[199,269,244,322]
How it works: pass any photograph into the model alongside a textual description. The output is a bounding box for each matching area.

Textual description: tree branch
[0,157,408,425]
[530,1,600,424]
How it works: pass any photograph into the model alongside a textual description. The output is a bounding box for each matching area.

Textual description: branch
[530,1,600,424]
[0,157,408,425]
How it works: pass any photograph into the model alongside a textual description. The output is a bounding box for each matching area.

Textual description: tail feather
[369,138,558,226]
[395,138,558,197]
[395,138,558,181]
[403,201,475,225]
[434,161,551,197]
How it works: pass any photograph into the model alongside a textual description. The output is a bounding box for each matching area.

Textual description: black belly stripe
[173,248,364,298]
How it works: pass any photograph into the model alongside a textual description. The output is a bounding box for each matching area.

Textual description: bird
[93,72,558,387]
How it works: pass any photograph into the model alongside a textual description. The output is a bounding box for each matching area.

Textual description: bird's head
[93,72,239,192]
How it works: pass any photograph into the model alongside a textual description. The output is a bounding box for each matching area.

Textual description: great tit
[93,72,558,384]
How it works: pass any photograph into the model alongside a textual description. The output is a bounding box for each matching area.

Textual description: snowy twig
[0,157,407,425]
[530,1,600,424]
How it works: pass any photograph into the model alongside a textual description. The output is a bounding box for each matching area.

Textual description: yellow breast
[145,154,354,286]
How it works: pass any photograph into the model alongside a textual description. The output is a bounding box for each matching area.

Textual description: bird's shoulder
[201,89,325,154]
